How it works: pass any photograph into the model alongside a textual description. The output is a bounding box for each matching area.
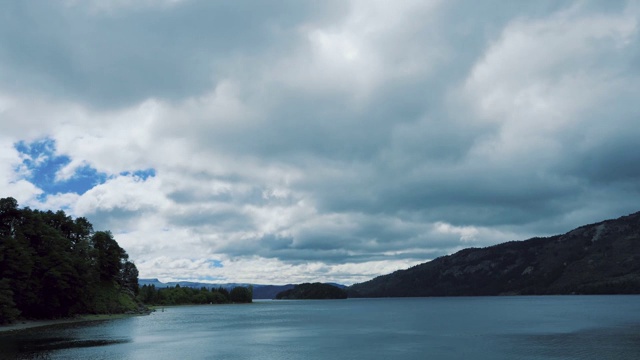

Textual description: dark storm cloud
[0,0,344,108]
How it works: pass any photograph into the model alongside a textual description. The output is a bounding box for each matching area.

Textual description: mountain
[275,283,348,300]
[138,279,246,290]
[251,285,295,299]
[349,211,640,297]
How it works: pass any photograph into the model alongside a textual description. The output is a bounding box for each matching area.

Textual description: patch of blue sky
[14,138,108,196]
[14,138,155,197]
[208,260,224,268]
[120,168,156,180]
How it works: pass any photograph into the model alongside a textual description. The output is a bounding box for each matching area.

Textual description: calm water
[1,296,640,359]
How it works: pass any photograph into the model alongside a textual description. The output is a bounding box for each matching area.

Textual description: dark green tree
[92,231,128,282]
[120,261,140,295]
[0,278,20,324]
[229,286,252,303]
[0,197,19,238]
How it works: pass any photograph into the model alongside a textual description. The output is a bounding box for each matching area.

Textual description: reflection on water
[1,296,640,360]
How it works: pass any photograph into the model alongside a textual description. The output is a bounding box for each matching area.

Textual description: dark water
[1,296,640,359]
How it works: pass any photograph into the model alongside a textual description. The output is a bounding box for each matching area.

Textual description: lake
[2,296,640,359]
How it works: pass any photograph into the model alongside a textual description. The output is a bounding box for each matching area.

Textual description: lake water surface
[1,296,640,359]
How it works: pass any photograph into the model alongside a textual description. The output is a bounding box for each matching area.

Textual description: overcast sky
[1,0,639,285]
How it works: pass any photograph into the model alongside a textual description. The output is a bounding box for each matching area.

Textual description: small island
[275,283,347,300]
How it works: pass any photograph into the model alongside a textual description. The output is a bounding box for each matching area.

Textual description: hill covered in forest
[275,283,348,300]
[349,211,640,297]
[0,197,144,324]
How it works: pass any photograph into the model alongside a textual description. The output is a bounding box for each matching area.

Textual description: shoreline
[0,313,148,334]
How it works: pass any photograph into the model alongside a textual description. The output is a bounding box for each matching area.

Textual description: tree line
[138,284,252,305]
[0,197,140,323]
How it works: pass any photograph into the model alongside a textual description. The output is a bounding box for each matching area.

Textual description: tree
[0,278,20,324]
[210,288,229,304]
[120,261,140,295]
[0,197,18,238]
[0,233,34,313]
[138,284,157,304]
[91,231,127,282]
[229,286,252,303]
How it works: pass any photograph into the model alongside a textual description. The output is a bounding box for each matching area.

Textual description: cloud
[0,139,43,204]
[0,1,338,108]
[62,0,188,14]
[74,174,165,230]
[134,254,424,285]
[0,0,639,284]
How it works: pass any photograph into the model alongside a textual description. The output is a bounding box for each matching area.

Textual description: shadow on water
[0,321,132,359]
[1,336,130,351]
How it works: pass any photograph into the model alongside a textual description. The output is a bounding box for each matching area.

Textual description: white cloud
[464,4,637,138]
[456,2,640,196]
[0,139,42,204]
[434,222,479,242]
[74,175,170,229]
[35,192,82,212]
[273,0,445,103]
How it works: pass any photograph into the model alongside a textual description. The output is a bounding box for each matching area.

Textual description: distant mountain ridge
[349,211,640,297]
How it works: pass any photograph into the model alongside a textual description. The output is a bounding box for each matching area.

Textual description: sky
[1,0,639,285]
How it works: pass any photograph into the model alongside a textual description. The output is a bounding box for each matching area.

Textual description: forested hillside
[275,283,347,300]
[349,211,640,297]
[0,197,141,324]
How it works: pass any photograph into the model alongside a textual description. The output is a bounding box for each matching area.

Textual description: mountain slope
[349,212,640,297]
